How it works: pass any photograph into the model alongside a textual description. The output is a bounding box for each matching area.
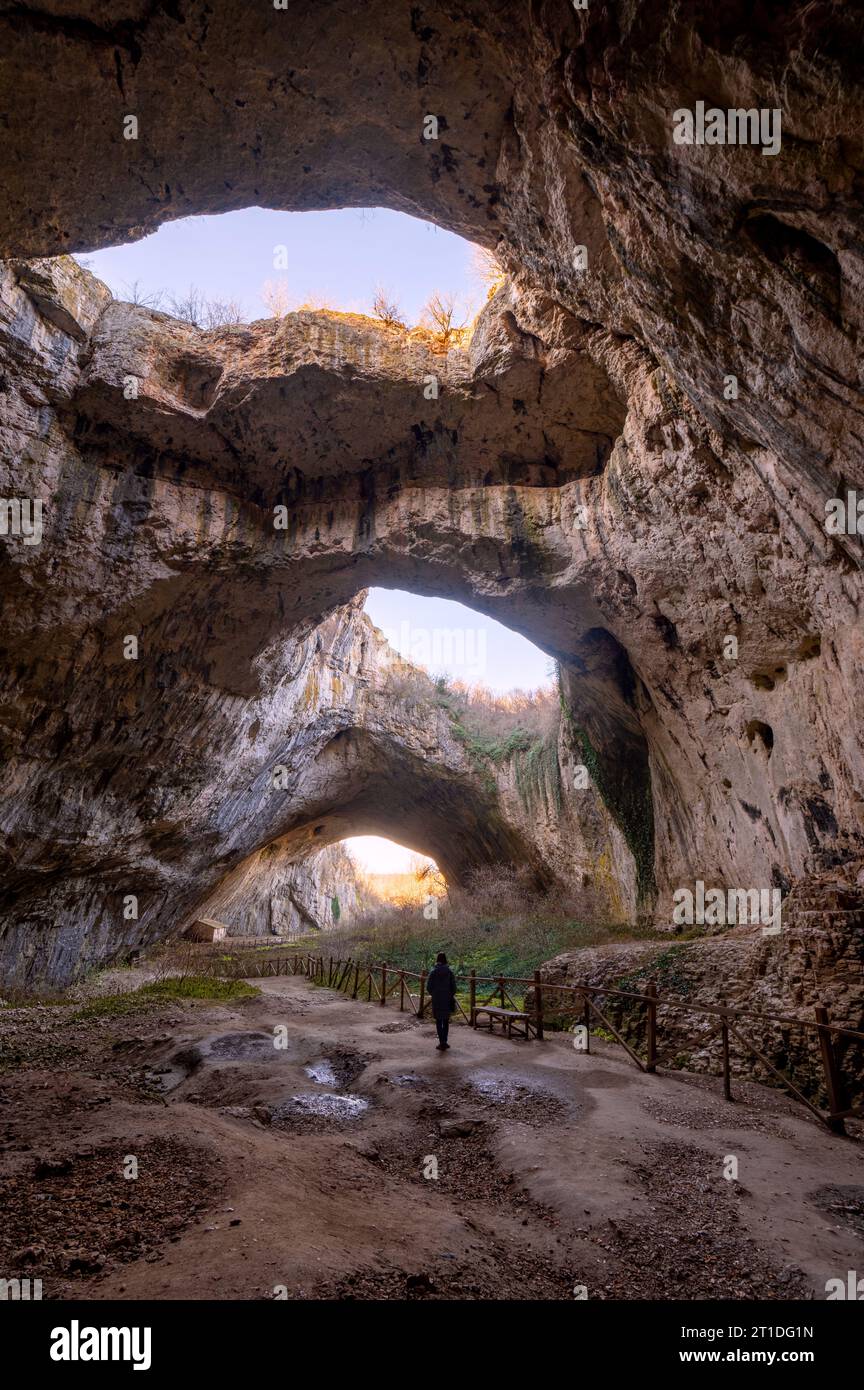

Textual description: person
[426,951,457,1050]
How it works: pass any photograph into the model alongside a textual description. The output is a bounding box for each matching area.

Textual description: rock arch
[1,4,863,987]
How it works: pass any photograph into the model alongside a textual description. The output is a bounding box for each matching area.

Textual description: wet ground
[0,974,862,1300]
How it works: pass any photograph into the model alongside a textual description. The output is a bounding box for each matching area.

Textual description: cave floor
[1,975,862,1301]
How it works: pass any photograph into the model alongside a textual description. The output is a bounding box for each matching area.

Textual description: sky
[76,208,552,874]
[75,204,481,325]
[356,588,552,875]
[364,588,552,692]
[346,836,430,875]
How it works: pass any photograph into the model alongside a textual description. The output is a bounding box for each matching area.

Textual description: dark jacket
[426,963,456,1020]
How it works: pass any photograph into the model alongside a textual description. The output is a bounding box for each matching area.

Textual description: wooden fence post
[582,985,591,1054]
[399,970,405,1012]
[380,962,387,1005]
[469,969,476,1026]
[498,976,505,1010]
[366,967,372,1002]
[419,970,427,1020]
[815,1005,847,1134]
[352,962,360,999]
[533,970,544,1040]
[645,979,657,1073]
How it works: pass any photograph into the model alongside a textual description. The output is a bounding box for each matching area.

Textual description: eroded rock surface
[1,4,863,993]
[530,860,864,1102]
[197,840,361,939]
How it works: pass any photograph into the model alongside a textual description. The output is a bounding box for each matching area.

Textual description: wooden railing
[204,949,863,1135]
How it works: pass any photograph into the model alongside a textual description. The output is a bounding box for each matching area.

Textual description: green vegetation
[612,943,698,998]
[322,864,662,1012]
[514,731,562,815]
[69,975,259,1021]
[144,975,260,1001]
[433,675,560,800]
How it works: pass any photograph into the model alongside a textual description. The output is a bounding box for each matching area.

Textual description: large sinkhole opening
[69,210,647,956]
[364,587,554,693]
[73,205,501,330]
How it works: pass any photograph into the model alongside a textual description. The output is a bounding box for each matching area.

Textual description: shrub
[371,286,406,330]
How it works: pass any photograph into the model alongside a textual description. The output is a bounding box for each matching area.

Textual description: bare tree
[421,290,467,350]
[166,285,246,329]
[469,244,506,299]
[371,285,406,330]
[201,296,245,328]
[165,286,206,325]
[261,278,292,318]
[294,292,335,311]
[123,279,165,309]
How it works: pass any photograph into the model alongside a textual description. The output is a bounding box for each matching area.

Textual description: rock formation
[530,859,864,1103]
[194,839,361,939]
[0,3,862,998]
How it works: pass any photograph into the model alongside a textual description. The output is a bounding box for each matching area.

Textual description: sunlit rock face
[194,841,361,938]
[1,3,863,989]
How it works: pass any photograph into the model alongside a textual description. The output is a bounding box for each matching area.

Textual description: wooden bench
[472,1005,538,1040]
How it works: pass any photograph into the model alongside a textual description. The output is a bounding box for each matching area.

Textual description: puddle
[391,1073,427,1088]
[305,1060,338,1086]
[206,1031,286,1062]
[147,1031,295,1092]
[315,1047,373,1089]
[462,1071,569,1126]
[273,1093,369,1120]
[466,1072,524,1103]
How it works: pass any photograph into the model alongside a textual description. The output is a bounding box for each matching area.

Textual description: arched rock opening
[1,4,864,989]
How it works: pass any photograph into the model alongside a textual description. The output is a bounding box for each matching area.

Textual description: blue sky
[76,205,480,325]
[365,588,552,693]
[76,208,552,697]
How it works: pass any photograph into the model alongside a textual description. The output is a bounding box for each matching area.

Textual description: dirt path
[1,976,862,1300]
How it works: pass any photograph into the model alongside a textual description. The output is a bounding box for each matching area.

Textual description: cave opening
[1,5,863,1316]
[196,584,561,940]
[73,204,494,339]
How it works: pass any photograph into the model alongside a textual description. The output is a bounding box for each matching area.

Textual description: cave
[0,0,863,1319]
